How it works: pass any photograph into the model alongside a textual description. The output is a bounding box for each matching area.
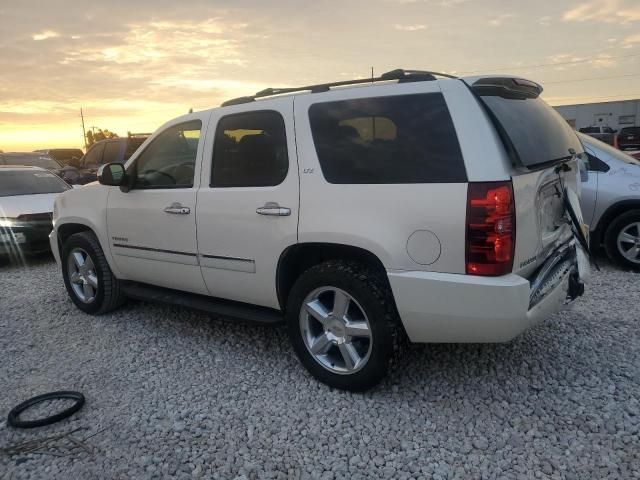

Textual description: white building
[554,99,640,131]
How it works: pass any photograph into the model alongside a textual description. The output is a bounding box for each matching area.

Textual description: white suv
[50,70,589,391]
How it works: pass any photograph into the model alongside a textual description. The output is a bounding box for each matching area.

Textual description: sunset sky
[1,0,639,152]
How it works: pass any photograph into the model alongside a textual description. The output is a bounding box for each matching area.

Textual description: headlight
[0,218,16,228]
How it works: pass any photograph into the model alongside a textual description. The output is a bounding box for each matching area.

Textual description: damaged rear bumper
[387,242,587,343]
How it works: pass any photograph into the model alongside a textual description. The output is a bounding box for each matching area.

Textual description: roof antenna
[371,66,374,83]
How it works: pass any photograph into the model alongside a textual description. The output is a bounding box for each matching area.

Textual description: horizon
[1,0,639,152]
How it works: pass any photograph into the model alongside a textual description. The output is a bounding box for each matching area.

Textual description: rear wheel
[604,210,640,271]
[61,231,126,314]
[286,260,404,391]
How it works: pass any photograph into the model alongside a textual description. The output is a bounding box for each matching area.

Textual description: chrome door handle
[164,203,190,215]
[256,202,291,216]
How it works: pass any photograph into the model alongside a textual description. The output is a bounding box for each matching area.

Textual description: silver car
[579,132,640,270]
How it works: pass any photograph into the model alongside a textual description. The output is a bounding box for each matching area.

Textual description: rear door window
[308,93,466,184]
[211,111,289,188]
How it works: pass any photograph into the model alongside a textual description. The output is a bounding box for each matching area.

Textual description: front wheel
[286,261,404,391]
[61,231,126,314]
[604,210,640,271]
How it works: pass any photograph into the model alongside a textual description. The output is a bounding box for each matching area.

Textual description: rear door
[196,98,299,309]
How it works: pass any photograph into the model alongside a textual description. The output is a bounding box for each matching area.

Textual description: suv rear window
[473,78,583,169]
[620,127,640,135]
[308,93,466,184]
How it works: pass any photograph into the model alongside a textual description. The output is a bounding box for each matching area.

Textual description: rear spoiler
[465,76,543,99]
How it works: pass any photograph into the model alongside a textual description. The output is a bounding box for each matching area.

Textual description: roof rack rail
[221,69,458,107]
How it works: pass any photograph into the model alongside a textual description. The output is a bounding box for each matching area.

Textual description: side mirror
[98,163,125,186]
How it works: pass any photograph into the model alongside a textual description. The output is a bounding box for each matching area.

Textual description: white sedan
[0,166,71,258]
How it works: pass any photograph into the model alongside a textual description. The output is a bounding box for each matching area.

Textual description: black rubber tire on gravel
[604,209,640,272]
[7,391,85,429]
[61,231,126,314]
[286,260,405,392]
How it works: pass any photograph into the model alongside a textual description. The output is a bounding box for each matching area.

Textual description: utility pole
[80,108,87,150]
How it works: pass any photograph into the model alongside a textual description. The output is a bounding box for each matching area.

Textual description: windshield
[0,170,71,196]
[578,132,640,166]
[1,154,61,170]
[471,78,584,169]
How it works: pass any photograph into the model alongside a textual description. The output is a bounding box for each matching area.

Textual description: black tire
[286,260,405,392]
[7,391,85,429]
[604,209,640,271]
[61,231,126,314]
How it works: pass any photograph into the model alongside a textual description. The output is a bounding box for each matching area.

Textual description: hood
[0,193,59,218]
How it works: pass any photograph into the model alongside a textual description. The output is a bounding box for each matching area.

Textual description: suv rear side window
[308,93,466,184]
[212,111,288,188]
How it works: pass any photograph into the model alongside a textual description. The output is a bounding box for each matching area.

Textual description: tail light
[466,181,515,276]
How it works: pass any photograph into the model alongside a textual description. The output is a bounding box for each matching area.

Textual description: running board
[121,282,284,325]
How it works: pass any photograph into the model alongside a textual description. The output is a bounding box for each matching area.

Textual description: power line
[457,52,640,75]
[548,92,640,104]
[543,72,640,85]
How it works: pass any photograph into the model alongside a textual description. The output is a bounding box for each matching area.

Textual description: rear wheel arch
[276,242,393,311]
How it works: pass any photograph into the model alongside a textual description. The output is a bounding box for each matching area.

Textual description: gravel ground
[0,255,639,479]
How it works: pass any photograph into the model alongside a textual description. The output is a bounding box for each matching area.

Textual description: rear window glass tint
[308,93,466,184]
[474,81,583,168]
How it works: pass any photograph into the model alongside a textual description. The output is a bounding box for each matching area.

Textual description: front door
[196,99,299,309]
[106,114,210,295]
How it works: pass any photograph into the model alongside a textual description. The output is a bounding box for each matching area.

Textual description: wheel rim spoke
[625,246,640,260]
[332,290,350,319]
[84,256,95,272]
[86,274,98,289]
[345,320,371,338]
[70,272,81,284]
[338,342,360,371]
[619,232,637,244]
[82,282,94,301]
[310,333,333,355]
[305,299,330,326]
[72,251,85,268]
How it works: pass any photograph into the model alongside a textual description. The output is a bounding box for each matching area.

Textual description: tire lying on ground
[7,391,85,429]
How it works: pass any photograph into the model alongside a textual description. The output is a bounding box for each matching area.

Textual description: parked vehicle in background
[33,148,84,167]
[50,70,588,390]
[579,132,640,270]
[60,134,149,185]
[579,125,616,146]
[617,127,640,150]
[0,166,71,258]
[0,152,63,173]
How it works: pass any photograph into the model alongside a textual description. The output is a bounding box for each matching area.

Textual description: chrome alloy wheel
[299,287,373,375]
[67,247,99,303]
[617,222,640,264]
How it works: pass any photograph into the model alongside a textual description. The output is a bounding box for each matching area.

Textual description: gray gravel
[1,255,639,479]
